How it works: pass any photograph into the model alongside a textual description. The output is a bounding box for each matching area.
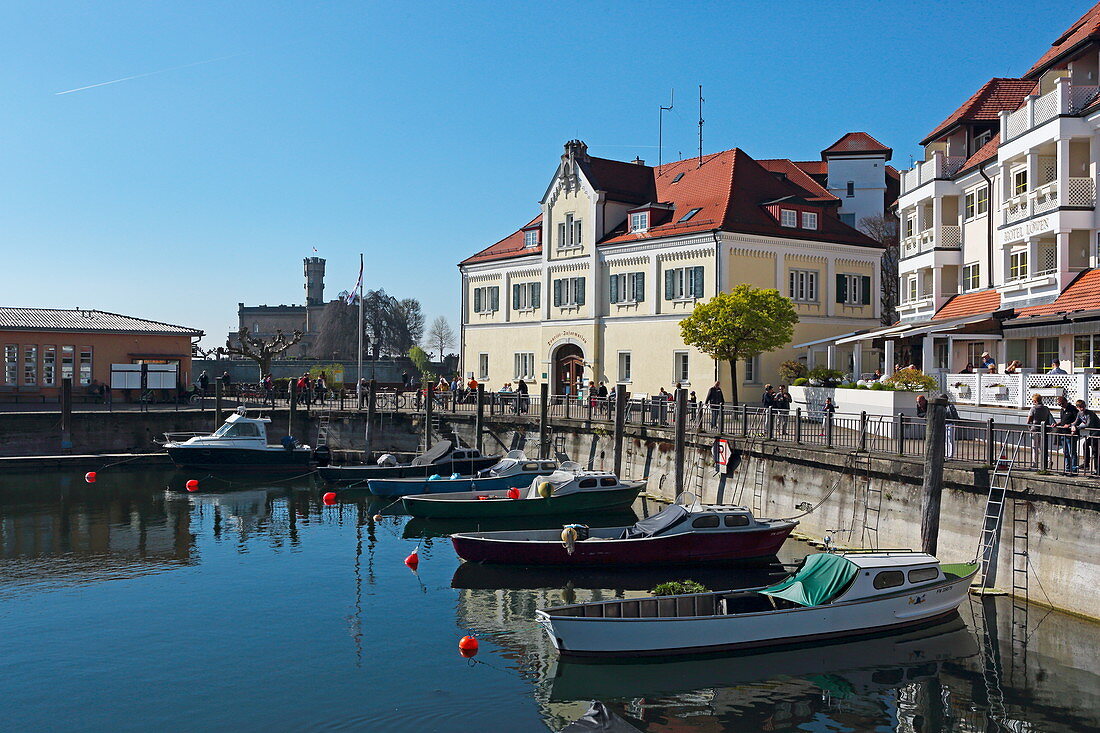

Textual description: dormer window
[630,212,649,232]
[524,229,539,248]
[780,209,798,228]
[802,212,818,230]
[671,172,685,183]
[974,129,992,150]
[678,207,701,223]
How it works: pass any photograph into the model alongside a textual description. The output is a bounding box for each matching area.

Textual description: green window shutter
[576,277,586,306]
[609,274,619,303]
[665,269,675,300]
[861,276,871,305]
[836,274,847,304]
[634,271,645,302]
[692,266,705,297]
[553,279,562,307]
[531,283,541,309]
[490,287,499,311]
[473,288,482,313]
[512,283,521,309]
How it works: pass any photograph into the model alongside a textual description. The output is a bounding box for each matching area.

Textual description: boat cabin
[480,452,558,478]
[524,470,624,498]
[174,410,275,447]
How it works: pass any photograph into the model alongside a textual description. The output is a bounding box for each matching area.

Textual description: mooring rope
[774,452,859,522]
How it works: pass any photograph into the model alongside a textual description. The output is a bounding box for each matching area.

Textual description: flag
[344,259,364,305]
[312,246,318,253]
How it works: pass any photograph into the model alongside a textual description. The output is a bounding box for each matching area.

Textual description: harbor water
[1,467,1097,732]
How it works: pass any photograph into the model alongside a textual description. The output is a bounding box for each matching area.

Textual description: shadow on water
[451,560,787,593]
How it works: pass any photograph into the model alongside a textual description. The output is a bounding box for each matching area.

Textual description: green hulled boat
[401,470,644,519]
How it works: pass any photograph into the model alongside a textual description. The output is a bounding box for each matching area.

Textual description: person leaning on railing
[1072,400,1100,476]
[1027,393,1054,466]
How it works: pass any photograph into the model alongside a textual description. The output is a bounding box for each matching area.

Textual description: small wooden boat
[162,409,312,473]
[401,469,644,520]
[536,551,979,657]
[450,500,796,566]
[315,441,499,484]
[366,452,558,496]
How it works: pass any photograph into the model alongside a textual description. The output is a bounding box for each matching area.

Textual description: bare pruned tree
[859,214,899,325]
[220,327,304,378]
[425,316,455,360]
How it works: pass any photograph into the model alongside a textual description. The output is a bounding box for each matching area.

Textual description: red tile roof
[757,159,838,201]
[1016,269,1100,316]
[932,289,1002,320]
[460,214,542,265]
[791,160,827,176]
[957,133,1001,174]
[920,78,1035,145]
[821,132,892,159]
[1024,2,1100,79]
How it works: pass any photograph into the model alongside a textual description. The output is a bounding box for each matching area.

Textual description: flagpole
[356,253,364,385]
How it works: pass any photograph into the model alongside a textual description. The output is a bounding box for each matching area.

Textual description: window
[60,345,75,382]
[23,346,37,386]
[79,347,92,386]
[557,213,583,249]
[664,266,705,300]
[629,211,649,232]
[962,263,981,291]
[513,352,535,380]
[578,478,598,489]
[840,212,855,226]
[691,515,720,528]
[836,274,870,305]
[788,269,818,302]
[618,351,632,382]
[678,207,702,222]
[42,346,56,387]
[671,172,685,183]
[743,355,759,383]
[1074,335,1100,368]
[964,187,989,220]
[802,211,818,230]
[524,229,539,248]
[1013,169,1028,196]
[1009,250,1029,281]
[552,277,586,307]
[846,181,855,198]
[1037,337,1059,371]
[908,567,940,584]
[780,209,798,227]
[473,286,500,313]
[873,570,905,589]
[4,345,16,385]
[600,477,617,486]
[907,276,918,303]
[674,352,689,383]
[974,129,992,150]
[477,353,489,380]
[904,216,916,238]
[610,272,645,304]
[724,514,750,527]
[511,282,541,311]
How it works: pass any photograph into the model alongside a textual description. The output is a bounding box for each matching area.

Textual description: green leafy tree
[679,285,799,404]
[408,346,432,380]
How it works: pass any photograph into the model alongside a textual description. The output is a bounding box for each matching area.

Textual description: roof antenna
[697,84,705,168]
[658,88,674,171]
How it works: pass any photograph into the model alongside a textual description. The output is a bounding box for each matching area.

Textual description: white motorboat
[162,408,312,473]
[535,550,979,657]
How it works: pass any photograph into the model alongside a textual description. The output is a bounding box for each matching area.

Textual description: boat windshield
[212,422,261,438]
[760,553,858,607]
[619,505,689,539]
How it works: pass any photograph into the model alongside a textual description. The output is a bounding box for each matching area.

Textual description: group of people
[959,356,1067,375]
[1027,393,1100,475]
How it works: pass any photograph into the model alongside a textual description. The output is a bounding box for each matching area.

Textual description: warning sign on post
[713,438,732,468]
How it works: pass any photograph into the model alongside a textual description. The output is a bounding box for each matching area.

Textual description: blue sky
[0,1,1082,346]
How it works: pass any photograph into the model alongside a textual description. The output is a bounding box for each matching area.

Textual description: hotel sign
[1001,216,1052,244]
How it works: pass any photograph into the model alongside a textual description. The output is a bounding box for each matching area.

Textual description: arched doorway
[553,343,584,395]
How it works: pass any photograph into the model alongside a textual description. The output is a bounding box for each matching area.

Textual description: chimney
[631,157,645,165]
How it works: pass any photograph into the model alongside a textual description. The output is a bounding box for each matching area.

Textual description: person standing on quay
[705,381,724,430]
[1072,399,1100,475]
[1054,395,1079,475]
[198,370,209,396]
[1027,393,1053,465]
[516,378,529,414]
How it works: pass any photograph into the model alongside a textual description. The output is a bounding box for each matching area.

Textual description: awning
[1002,309,1100,339]
[837,315,995,345]
[832,323,912,346]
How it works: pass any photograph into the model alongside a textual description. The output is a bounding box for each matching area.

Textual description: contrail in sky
[55,53,243,95]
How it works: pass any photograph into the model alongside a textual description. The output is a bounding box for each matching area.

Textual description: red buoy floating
[185,479,199,492]
[372,514,383,522]
[84,471,96,484]
[458,635,479,657]
[404,549,419,570]
[322,491,338,506]
[507,487,520,499]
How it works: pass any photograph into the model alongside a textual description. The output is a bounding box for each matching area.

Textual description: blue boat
[366,452,561,497]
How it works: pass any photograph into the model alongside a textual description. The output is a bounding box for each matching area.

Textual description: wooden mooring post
[538,383,550,460]
[364,380,377,459]
[475,384,485,454]
[214,377,224,431]
[288,383,297,438]
[920,396,948,555]
[424,383,434,452]
[673,388,687,495]
[612,387,626,476]
[60,377,73,452]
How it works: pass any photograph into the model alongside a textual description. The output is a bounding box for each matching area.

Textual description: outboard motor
[281,435,299,451]
[314,444,331,466]
[377,453,398,467]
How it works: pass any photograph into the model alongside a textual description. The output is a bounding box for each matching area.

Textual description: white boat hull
[536,570,975,657]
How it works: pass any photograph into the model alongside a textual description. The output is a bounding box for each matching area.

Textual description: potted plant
[1032,384,1065,398]
[952,381,971,398]
[984,382,1008,397]
[807,366,844,387]
[882,367,938,393]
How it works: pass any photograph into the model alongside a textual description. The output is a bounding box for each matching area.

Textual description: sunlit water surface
[0,468,1096,732]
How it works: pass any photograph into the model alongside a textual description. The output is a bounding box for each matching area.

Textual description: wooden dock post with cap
[60,377,73,452]
[364,380,377,460]
[921,396,947,555]
[475,384,485,454]
[424,383,434,453]
[613,387,627,476]
[538,383,550,460]
[214,377,224,431]
[673,388,687,495]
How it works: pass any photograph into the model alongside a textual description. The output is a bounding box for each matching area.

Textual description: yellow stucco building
[459,136,894,401]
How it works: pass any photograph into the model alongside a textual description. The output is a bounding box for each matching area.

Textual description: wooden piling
[920,396,947,556]
[214,377,223,431]
[475,384,485,454]
[673,388,687,495]
[364,380,377,460]
[424,383,434,452]
[612,387,626,476]
[60,377,73,452]
[539,383,550,460]
[288,383,297,438]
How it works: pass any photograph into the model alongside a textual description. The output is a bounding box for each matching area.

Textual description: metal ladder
[1009,493,1030,687]
[976,432,1027,588]
[858,453,881,549]
[750,447,767,515]
[730,435,760,507]
[418,414,443,452]
[316,414,331,448]
[624,439,635,481]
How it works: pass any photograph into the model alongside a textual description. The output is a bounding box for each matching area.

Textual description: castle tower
[303,257,326,306]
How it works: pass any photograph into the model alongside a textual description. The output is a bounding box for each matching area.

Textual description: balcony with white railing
[899,226,961,261]
[900,151,967,195]
[1001,177,1095,224]
[1001,77,1100,143]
